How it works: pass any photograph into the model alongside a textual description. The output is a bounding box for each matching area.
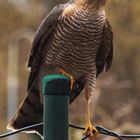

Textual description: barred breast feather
[45,9,106,69]
[42,6,106,94]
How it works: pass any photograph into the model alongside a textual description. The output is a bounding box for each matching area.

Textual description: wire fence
[0,123,140,139]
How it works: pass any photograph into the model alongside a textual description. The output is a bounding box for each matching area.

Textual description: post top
[43,75,70,95]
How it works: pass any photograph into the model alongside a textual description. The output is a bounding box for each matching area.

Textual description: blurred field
[0,0,140,140]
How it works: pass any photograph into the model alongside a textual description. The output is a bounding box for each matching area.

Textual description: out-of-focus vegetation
[0,0,140,140]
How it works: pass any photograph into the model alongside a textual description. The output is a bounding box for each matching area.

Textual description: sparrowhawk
[7,0,113,139]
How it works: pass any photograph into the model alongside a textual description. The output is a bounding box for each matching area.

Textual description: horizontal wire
[0,123,140,139]
[0,123,43,138]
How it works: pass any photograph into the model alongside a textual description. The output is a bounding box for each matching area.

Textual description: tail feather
[7,86,43,136]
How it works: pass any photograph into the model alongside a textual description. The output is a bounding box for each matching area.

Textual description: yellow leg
[83,101,98,139]
[59,68,75,90]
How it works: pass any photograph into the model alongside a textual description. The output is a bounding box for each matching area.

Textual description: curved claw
[83,122,98,139]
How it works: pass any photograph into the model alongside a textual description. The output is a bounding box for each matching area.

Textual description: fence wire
[0,123,140,139]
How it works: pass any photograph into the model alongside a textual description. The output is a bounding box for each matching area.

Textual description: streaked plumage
[7,0,113,138]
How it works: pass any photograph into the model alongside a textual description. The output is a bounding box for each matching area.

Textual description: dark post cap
[43,75,70,95]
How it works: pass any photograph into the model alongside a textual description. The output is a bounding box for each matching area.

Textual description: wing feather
[96,19,113,76]
[27,3,67,91]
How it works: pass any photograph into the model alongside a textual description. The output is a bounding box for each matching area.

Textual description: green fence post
[42,75,70,140]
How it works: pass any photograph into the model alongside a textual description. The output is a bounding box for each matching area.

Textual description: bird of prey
[7,0,113,139]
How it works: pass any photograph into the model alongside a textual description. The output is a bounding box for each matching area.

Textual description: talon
[83,100,98,140]
[59,68,75,90]
[83,121,98,137]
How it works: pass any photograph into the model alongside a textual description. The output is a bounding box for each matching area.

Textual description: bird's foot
[59,68,75,90]
[83,121,98,139]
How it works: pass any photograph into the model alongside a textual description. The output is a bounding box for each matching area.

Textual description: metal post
[42,75,70,140]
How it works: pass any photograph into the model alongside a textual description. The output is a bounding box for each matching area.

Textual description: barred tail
[7,86,43,136]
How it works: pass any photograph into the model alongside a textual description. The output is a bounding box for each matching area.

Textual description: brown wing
[27,3,67,91]
[7,3,68,136]
[96,19,113,76]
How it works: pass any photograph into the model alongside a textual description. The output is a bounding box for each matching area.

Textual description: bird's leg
[83,99,98,139]
[59,68,75,90]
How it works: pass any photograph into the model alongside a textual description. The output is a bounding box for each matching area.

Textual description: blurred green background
[0,0,140,140]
